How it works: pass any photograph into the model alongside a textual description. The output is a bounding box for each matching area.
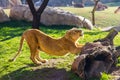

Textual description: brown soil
[109,67,120,80]
[24,59,70,80]
[31,59,64,70]
[27,59,120,80]
[22,68,70,80]
[0,59,71,80]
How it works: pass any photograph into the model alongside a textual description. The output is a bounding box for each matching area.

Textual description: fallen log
[72,29,120,79]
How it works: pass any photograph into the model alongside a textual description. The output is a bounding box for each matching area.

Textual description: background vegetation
[0,6,120,80]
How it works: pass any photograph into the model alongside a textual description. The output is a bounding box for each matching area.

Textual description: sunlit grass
[59,7,120,27]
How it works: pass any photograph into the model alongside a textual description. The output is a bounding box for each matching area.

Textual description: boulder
[10,5,28,20]
[96,2,108,11]
[78,16,93,30]
[0,0,21,8]
[9,0,22,8]
[10,5,93,30]
[102,26,120,32]
[0,7,10,22]
[72,1,84,8]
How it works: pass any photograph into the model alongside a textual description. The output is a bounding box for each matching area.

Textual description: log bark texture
[72,29,120,79]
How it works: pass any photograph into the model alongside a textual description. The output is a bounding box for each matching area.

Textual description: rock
[102,26,120,32]
[78,16,93,30]
[10,5,28,20]
[0,7,10,22]
[96,2,108,11]
[0,0,21,8]
[72,1,84,8]
[10,5,93,30]
[8,0,22,8]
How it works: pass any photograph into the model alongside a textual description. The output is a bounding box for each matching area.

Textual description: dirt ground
[109,67,120,80]
[31,59,120,80]
[29,59,70,80]
[30,59,120,80]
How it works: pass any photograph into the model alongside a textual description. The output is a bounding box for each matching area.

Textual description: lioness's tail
[9,35,24,62]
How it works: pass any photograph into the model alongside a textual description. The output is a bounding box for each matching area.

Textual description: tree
[26,0,49,29]
[91,0,100,25]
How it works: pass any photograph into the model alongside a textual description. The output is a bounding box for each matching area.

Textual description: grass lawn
[60,7,120,27]
[0,7,120,80]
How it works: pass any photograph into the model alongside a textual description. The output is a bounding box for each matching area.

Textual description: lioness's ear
[65,30,70,34]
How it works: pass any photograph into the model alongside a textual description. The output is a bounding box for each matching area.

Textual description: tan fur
[10,28,84,65]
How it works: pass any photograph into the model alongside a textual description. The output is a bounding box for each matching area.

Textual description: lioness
[10,28,84,65]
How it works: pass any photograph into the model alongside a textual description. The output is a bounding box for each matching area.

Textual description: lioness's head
[65,28,83,42]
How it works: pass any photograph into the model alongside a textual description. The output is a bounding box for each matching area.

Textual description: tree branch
[37,0,49,15]
[26,0,49,29]
[91,0,100,25]
[94,29,118,45]
[26,0,36,15]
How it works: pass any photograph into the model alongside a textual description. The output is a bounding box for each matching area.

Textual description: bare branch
[91,0,100,25]
[26,0,36,15]
[37,0,49,15]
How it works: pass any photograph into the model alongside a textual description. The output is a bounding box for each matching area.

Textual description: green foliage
[100,73,111,80]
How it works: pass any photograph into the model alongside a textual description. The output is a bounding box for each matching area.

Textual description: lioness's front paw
[35,62,43,65]
[41,59,48,63]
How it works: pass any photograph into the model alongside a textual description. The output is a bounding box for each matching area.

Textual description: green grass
[0,7,120,80]
[59,7,120,27]
[0,21,120,80]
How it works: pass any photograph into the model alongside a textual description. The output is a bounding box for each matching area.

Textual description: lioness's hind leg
[26,37,42,65]
[28,44,42,65]
[30,50,42,65]
[35,50,48,63]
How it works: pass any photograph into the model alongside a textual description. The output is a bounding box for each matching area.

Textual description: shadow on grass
[0,20,74,42]
[84,31,104,35]
[0,20,31,42]
[0,63,101,80]
[0,28,25,41]
[0,66,71,80]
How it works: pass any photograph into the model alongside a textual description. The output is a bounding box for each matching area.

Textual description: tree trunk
[26,0,49,29]
[91,0,100,25]
[32,14,40,29]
